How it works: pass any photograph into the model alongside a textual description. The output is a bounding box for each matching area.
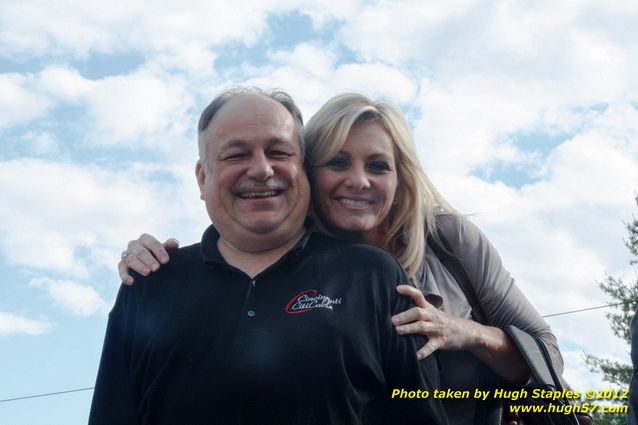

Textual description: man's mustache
[231,178,287,194]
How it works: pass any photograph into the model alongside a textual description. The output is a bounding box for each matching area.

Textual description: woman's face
[312,121,398,245]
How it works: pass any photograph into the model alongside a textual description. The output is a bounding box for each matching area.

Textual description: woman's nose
[344,166,370,190]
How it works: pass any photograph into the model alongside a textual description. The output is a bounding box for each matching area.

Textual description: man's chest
[133,270,383,388]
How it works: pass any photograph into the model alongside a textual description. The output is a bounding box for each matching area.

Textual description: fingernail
[160,255,169,263]
[151,263,159,271]
[142,268,149,275]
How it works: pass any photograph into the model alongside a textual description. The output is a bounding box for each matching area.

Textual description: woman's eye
[325,158,349,169]
[368,161,391,173]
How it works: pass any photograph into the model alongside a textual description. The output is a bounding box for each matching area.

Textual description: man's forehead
[206,93,297,146]
[212,93,292,128]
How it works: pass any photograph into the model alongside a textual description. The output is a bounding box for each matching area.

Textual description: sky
[1,1,637,424]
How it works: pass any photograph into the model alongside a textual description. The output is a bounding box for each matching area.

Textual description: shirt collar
[200,222,313,266]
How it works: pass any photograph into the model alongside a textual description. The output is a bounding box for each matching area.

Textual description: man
[89,87,447,425]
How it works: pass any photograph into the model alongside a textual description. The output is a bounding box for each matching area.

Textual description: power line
[0,300,634,405]
[0,387,94,404]
[541,301,633,318]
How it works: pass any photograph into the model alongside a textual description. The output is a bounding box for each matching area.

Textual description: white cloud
[0,311,53,336]
[1,64,198,154]
[414,77,546,176]
[0,158,206,275]
[240,44,418,118]
[0,0,336,75]
[338,0,476,64]
[270,43,337,79]
[38,65,93,101]
[332,63,417,104]
[84,69,195,147]
[21,131,60,156]
[30,277,108,317]
[561,350,618,392]
[0,73,53,129]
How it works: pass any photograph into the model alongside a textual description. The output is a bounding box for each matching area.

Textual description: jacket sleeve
[438,214,564,375]
[88,284,139,425]
[377,257,449,425]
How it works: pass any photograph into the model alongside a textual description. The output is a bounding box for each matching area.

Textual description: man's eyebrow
[266,138,297,150]
[218,139,250,151]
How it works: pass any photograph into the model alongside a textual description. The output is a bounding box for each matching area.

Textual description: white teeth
[240,190,278,199]
[340,198,370,207]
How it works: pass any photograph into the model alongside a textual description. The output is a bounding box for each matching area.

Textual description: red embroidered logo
[284,289,343,314]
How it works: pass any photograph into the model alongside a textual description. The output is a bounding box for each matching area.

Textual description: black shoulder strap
[428,229,488,324]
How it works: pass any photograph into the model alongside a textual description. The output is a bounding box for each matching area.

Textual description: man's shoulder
[129,242,203,287]
[308,233,404,272]
[164,242,202,266]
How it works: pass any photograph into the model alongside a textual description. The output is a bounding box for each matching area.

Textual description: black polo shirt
[89,226,447,425]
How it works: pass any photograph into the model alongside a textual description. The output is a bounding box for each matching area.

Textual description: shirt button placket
[247,278,257,318]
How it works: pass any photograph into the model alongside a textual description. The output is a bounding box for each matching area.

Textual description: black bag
[429,230,593,425]
[505,325,592,425]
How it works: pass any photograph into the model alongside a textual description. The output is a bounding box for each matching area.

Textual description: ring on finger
[121,250,131,260]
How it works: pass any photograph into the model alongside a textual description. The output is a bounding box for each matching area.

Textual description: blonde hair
[305,93,458,276]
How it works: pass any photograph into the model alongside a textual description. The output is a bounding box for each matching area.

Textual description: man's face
[196,93,310,251]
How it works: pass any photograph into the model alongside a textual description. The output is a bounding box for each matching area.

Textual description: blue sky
[1,1,638,424]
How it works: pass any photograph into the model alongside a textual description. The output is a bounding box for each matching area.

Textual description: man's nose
[344,165,370,190]
[246,151,274,181]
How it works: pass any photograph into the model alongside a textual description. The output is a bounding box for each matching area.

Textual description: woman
[118,93,562,425]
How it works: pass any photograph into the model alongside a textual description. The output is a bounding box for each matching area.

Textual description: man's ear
[195,160,206,200]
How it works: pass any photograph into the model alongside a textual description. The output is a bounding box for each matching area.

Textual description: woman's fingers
[118,234,178,284]
[392,306,430,326]
[393,285,433,326]
[118,234,178,285]
[396,319,446,359]
[416,338,443,360]
[395,319,430,336]
[124,254,153,276]
[161,238,180,257]
[130,234,167,266]
[118,260,134,285]
[125,233,173,271]
[396,284,427,308]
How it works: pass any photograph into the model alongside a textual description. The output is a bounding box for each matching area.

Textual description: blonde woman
[118,93,562,425]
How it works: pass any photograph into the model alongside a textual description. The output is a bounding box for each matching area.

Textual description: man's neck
[217,228,306,278]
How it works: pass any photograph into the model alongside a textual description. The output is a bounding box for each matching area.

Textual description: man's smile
[237,189,284,199]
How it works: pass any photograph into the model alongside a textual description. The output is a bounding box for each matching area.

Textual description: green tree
[584,195,638,424]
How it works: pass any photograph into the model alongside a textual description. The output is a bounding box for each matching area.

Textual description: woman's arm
[449,215,563,375]
[118,234,179,285]
[392,214,562,384]
[392,285,529,383]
